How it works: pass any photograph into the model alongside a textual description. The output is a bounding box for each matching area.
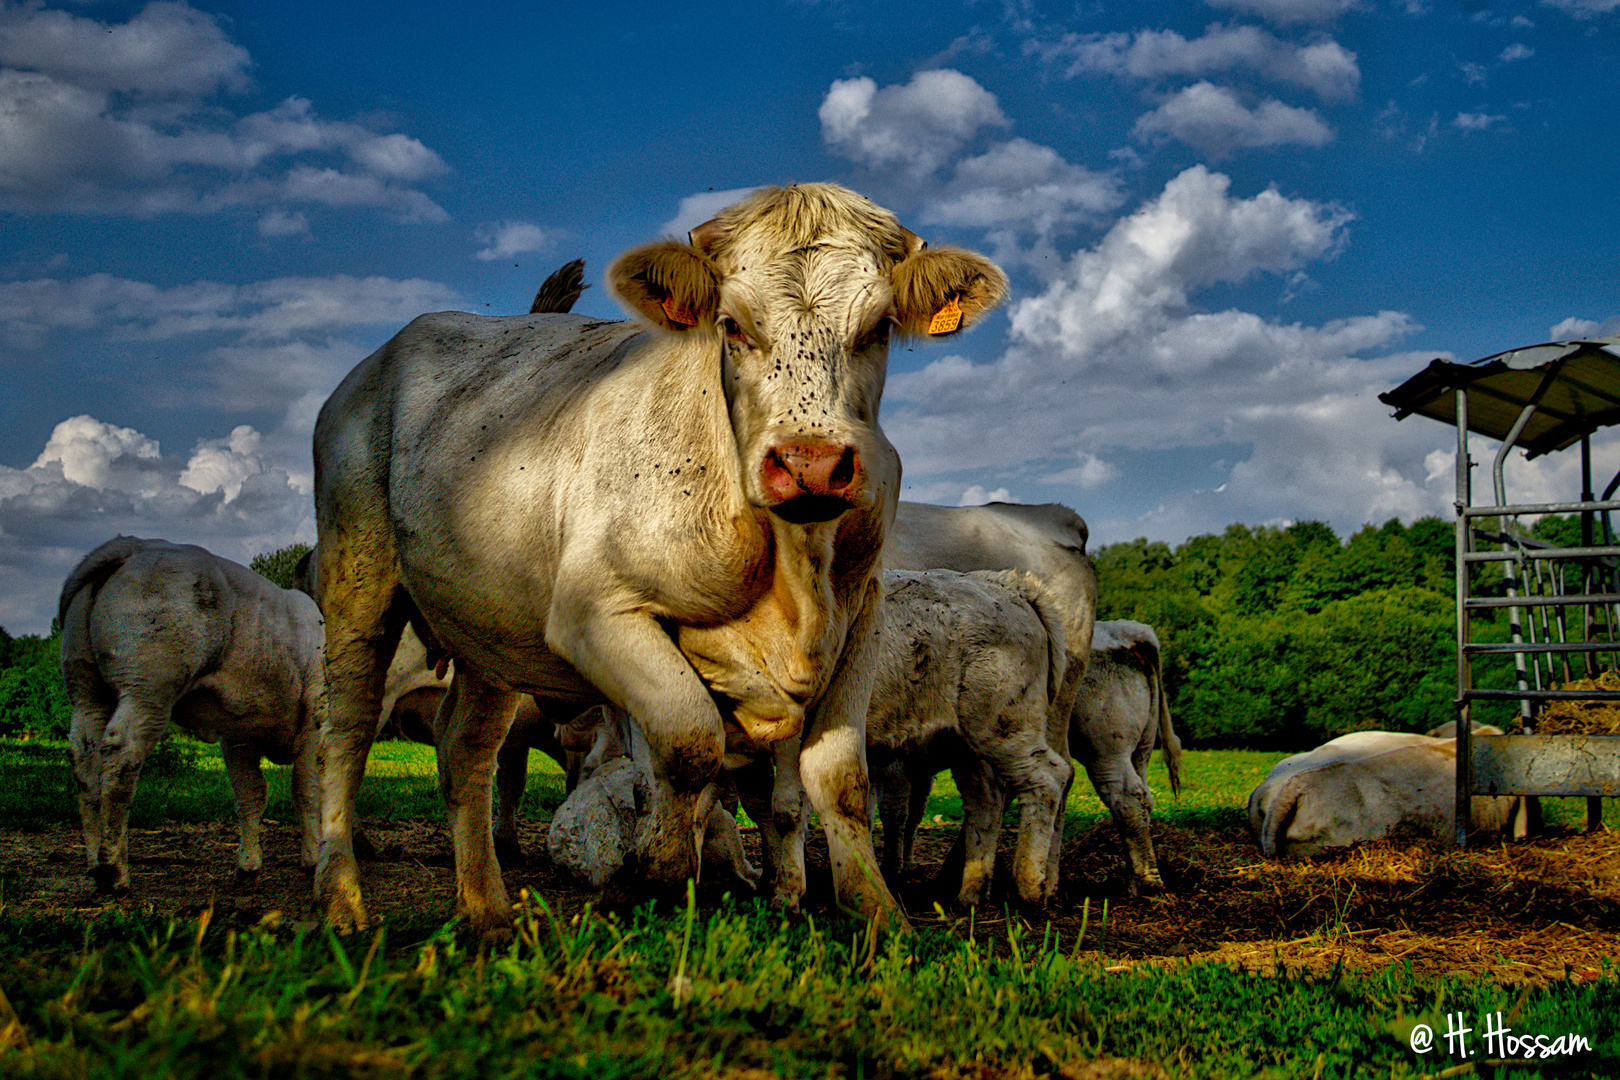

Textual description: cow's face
[610,184,1006,524]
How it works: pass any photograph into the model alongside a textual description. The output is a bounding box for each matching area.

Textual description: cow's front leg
[221,741,268,876]
[546,600,724,890]
[290,725,321,869]
[435,667,521,935]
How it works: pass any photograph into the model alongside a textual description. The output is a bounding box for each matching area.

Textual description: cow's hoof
[352,831,379,862]
[234,866,262,882]
[89,864,128,895]
[493,836,528,869]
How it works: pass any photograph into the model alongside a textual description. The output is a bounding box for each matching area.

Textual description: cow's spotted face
[714,244,896,523]
[606,183,1007,522]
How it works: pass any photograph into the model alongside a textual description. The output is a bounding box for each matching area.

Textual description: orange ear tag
[927,295,963,335]
[662,296,699,326]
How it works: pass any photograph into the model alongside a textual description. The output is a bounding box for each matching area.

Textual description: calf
[59,536,327,892]
[1070,620,1183,894]
[1248,730,1527,857]
[862,569,1074,905]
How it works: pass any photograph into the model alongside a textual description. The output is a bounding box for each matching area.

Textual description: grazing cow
[882,501,1097,889]
[58,536,327,893]
[1071,620,1183,894]
[313,183,1007,931]
[1247,730,1527,857]
[861,570,1072,905]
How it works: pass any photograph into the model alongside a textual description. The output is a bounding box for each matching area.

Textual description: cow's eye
[856,318,892,350]
[722,316,749,344]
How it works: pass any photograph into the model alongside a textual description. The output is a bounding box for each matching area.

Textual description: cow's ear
[890,247,1009,338]
[607,240,722,331]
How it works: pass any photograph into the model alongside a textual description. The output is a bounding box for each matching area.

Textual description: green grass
[0,895,1611,1079]
[4,737,1612,836]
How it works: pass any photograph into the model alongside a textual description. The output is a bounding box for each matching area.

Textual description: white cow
[862,570,1073,906]
[59,536,327,893]
[1248,730,1527,857]
[882,501,1097,887]
[312,183,1006,931]
[1071,620,1183,894]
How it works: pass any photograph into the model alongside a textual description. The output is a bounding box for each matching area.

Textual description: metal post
[1455,388,1473,847]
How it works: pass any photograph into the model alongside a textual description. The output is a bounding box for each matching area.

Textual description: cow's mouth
[768,493,855,524]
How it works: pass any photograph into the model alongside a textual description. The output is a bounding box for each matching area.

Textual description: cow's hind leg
[67,688,114,883]
[436,666,521,935]
[953,759,1004,908]
[492,740,530,868]
[221,741,268,876]
[92,698,172,894]
[1082,752,1161,894]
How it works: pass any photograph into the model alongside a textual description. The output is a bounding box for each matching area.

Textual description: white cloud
[957,485,1017,506]
[880,166,1463,545]
[1034,24,1359,102]
[258,208,309,236]
[819,69,1010,178]
[0,416,313,635]
[1452,111,1506,130]
[920,138,1124,268]
[0,0,251,96]
[1499,43,1535,62]
[1550,315,1620,339]
[1203,0,1361,24]
[660,187,759,237]
[1541,0,1620,17]
[0,7,448,220]
[1133,82,1334,158]
[473,220,556,261]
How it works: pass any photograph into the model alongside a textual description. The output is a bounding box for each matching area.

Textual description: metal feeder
[1382,334,1620,843]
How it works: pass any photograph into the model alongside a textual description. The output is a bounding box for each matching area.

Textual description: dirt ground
[3,816,1616,986]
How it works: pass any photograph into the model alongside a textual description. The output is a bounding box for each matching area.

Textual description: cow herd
[53,183,1517,934]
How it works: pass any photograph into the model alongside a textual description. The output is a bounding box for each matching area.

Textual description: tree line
[1,523,1571,747]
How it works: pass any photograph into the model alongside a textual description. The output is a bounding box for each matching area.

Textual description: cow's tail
[1257,774,1306,858]
[1005,570,1069,707]
[58,535,146,631]
[1155,668,1183,798]
[530,259,587,314]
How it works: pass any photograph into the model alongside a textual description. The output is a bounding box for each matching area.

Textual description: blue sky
[3,0,1619,634]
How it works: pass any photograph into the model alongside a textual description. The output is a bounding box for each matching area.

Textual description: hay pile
[1537,671,1620,734]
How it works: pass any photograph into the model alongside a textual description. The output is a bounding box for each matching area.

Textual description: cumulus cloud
[1034,24,1359,102]
[1133,82,1334,158]
[0,0,250,96]
[881,166,1458,544]
[1452,111,1506,130]
[1550,315,1620,339]
[659,187,759,237]
[957,485,1017,506]
[1500,43,1534,62]
[1203,0,1361,24]
[473,220,556,261]
[819,69,1009,178]
[0,5,448,220]
[1,416,312,635]
[920,138,1124,268]
[1541,0,1620,17]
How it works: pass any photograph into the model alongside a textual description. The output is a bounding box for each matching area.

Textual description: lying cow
[548,708,758,890]
[1248,730,1527,857]
[59,536,328,893]
[864,570,1073,906]
[313,183,1007,931]
[883,501,1097,888]
[1071,620,1182,894]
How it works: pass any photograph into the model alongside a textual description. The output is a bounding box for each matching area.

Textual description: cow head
[609,184,1007,524]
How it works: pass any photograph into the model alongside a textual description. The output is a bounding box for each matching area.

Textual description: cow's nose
[762,441,858,500]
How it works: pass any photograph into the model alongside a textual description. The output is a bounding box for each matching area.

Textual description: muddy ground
[3,817,1616,985]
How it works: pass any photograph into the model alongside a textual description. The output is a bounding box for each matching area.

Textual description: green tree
[0,629,70,738]
[250,543,312,591]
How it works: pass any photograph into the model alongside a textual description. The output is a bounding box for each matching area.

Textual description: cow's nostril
[829,446,856,492]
